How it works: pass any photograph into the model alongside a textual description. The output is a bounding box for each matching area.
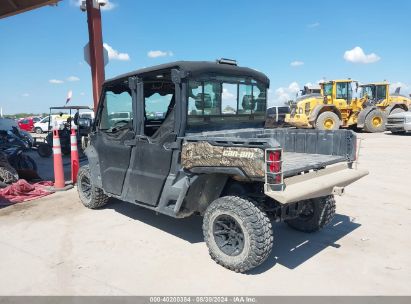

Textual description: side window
[188,81,203,115]
[145,93,173,120]
[99,87,133,131]
[221,83,237,114]
[376,85,386,101]
[323,84,333,96]
[336,82,348,99]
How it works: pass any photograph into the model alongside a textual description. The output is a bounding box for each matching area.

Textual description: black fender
[357,106,376,128]
[84,142,103,188]
[385,103,408,114]
[184,174,229,214]
[308,104,341,124]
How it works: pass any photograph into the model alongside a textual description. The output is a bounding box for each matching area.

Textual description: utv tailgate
[265,164,368,204]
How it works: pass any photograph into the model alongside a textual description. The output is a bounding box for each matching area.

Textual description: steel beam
[86,0,105,111]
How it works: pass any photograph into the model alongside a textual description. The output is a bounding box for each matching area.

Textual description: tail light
[268,150,281,173]
[265,149,283,186]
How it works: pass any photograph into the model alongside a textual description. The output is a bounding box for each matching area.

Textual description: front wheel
[203,196,273,273]
[34,127,43,134]
[286,195,336,232]
[315,112,341,130]
[364,110,386,133]
[77,165,109,209]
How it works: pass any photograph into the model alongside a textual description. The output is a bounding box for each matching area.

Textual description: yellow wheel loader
[285,80,411,132]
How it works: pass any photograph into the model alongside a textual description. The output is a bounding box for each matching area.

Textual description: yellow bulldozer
[285,80,411,132]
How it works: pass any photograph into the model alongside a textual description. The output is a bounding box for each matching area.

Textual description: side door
[91,79,135,196]
[122,80,176,206]
[335,82,351,108]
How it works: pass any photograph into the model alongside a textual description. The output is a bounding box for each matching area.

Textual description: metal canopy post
[86,0,105,112]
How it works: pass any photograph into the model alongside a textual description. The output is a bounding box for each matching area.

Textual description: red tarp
[0,180,54,206]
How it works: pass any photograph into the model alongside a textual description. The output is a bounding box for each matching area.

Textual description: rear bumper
[265,164,369,204]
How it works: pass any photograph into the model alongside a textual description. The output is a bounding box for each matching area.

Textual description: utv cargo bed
[184,128,356,178]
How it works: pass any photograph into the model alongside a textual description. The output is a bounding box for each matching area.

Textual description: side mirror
[77,118,92,135]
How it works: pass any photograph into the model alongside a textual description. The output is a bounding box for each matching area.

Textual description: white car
[386,111,411,134]
[33,116,53,134]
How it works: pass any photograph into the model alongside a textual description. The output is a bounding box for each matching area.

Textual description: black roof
[105,61,270,86]
[49,106,93,110]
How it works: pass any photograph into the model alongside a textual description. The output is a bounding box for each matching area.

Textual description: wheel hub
[372,116,382,127]
[324,118,334,130]
[213,215,244,256]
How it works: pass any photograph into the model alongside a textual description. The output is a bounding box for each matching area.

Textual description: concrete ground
[0,132,410,295]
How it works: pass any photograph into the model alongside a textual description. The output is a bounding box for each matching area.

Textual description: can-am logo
[223,150,255,159]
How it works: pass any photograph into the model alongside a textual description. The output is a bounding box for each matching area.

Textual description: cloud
[268,82,301,106]
[67,76,80,82]
[21,93,30,97]
[147,50,173,58]
[103,43,130,61]
[49,79,64,84]
[290,61,304,67]
[100,0,116,11]
[390,82,411,95]
[70,0,117,11]
[80,92,86,96]
[343,46,381,64]
[222,88,236,100]
[307,22,320,28]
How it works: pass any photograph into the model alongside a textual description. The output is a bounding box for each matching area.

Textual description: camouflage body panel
[181,141,265,179]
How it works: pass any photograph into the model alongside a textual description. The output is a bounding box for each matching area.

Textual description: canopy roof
[106,61,270,86]
[49,106,93,110]
[0,0,59,19]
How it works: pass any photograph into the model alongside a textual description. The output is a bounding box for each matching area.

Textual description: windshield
[360,86,375,99]
[322,83,333,96]
[187,77,267,130]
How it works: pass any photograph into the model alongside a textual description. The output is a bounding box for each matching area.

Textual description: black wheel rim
[213,215,244,256]
[80,174,92,201]
[299,201,315,220]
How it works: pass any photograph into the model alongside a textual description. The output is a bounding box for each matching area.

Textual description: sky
[1,0,411,114]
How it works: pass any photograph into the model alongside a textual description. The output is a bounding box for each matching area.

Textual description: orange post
[53,130,65,189]
[70,128,80,184]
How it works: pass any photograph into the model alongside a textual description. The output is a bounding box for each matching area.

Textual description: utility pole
[85,0,105,111]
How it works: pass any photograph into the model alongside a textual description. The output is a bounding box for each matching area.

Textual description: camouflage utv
[77,59,368,273]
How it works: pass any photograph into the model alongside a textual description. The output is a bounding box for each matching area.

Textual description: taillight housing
[265,149,283,188]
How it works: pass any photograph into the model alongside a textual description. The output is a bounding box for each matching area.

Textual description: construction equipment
[285,80,411,132]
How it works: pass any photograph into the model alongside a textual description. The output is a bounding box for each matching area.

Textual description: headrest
[195,93,212,110]
[242,94,255,111]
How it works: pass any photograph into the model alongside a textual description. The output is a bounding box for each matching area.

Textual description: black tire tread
[286,195,336,233]
[77,165,109,209]
[203,196,273,273]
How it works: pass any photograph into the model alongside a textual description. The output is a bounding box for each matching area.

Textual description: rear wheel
[315,112,341,130]
[203,196,273,273]
[364,110,386,133]
[34,127,43,134]
[286,195,336,232]
[77,165,109,209]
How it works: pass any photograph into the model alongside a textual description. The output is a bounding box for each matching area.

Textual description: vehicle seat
[241,95,255,112]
